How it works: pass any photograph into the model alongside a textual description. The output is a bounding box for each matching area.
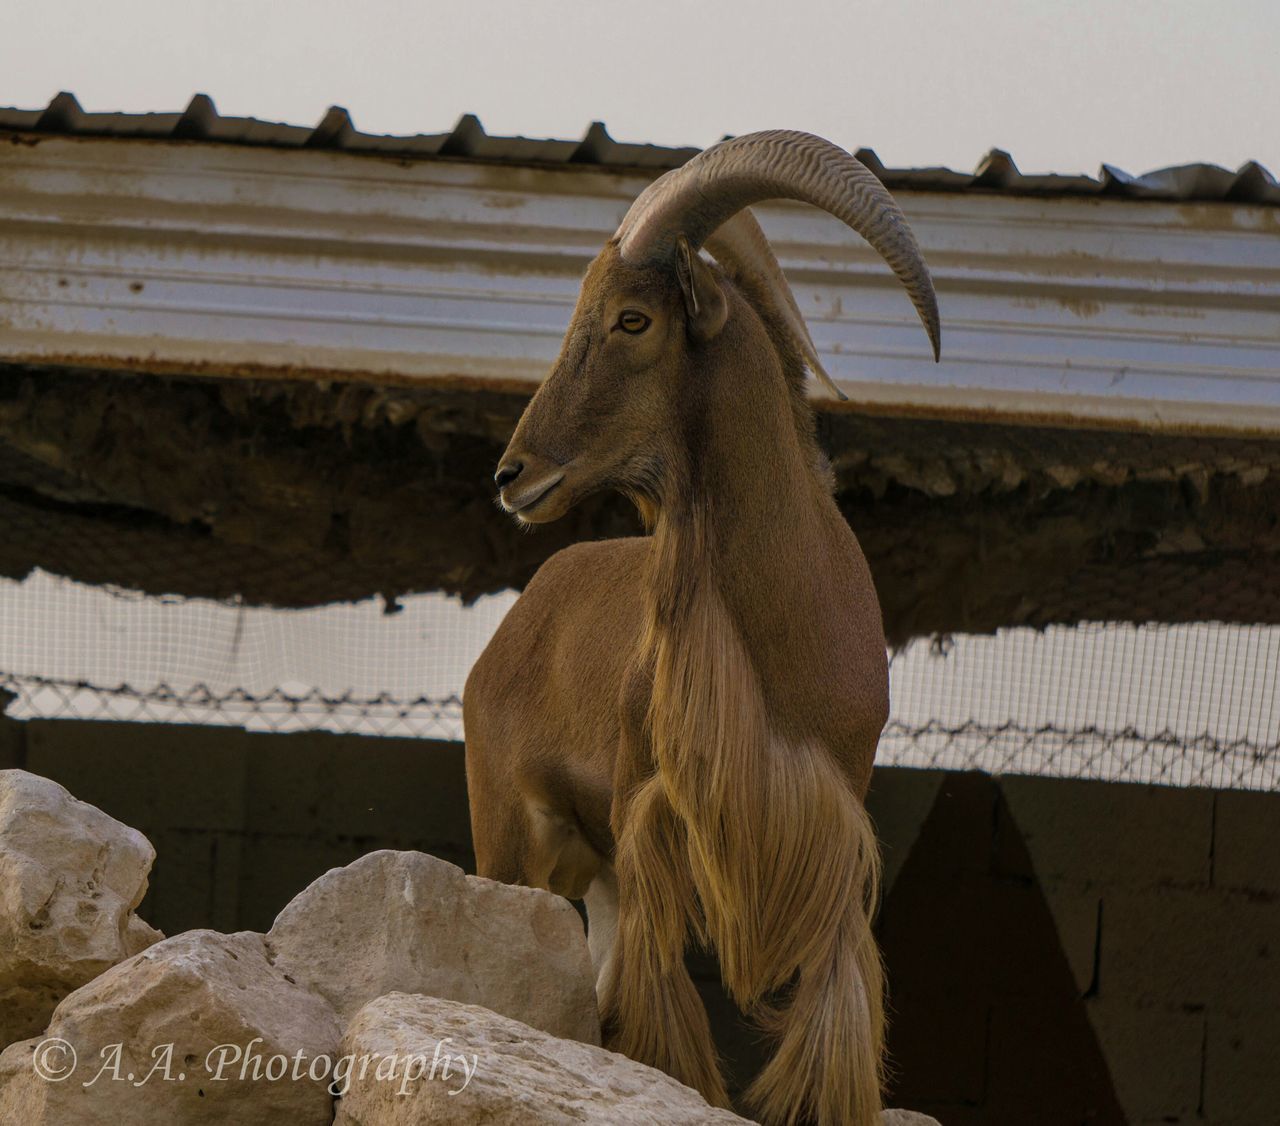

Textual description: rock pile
[0,769,940,1125]
[0,769,161,1048]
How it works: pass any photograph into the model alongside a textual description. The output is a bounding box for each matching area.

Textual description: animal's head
[494,130,941,525]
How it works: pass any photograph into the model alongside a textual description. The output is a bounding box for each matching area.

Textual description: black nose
[494,461,523,488]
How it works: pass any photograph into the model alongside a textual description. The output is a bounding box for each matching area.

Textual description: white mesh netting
[1,570,1276,790]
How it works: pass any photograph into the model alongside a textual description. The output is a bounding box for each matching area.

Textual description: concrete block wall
[0,716,472,934]
[870,771,1279,1125]
[1002,779,1278,1126]
[2,713,1276,1123]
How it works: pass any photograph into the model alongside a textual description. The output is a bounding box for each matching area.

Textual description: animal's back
[464,536,648,888]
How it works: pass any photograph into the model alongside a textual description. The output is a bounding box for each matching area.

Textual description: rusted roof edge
[4,92,1277,206]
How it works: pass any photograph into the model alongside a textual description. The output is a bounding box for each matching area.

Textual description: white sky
[5,0,1278,177]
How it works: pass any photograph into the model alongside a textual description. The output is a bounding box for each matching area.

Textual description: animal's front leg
[583,863,619,994]
[599,772,729,1109]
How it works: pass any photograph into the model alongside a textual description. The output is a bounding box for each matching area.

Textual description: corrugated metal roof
[3,92,1278,206]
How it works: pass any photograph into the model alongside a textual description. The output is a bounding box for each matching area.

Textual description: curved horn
[615,130,941,361]
[703,210,847,401]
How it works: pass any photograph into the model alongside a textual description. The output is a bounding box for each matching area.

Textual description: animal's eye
[616,310,651,334]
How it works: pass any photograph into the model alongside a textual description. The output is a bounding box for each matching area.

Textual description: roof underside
[1,364,1276,643]
[4,92,1278,206]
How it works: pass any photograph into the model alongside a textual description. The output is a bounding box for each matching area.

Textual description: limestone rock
[267,850,599,1044]
[124,915,164,958]
[0,929,340,1125]
[0,770,159,1048]
[333,992,750,1124]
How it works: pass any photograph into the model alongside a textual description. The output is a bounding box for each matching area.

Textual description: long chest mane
[635,504,871,1000]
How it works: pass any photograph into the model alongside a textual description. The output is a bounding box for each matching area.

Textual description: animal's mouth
[501,472,565,517]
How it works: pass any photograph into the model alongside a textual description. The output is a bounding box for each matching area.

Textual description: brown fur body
[465,244,889,1125]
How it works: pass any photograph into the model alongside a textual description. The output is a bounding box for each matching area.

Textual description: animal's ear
[676,235,728,342]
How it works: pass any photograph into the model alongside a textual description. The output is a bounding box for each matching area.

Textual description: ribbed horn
[615,130,941,361]
[703,210,847,401]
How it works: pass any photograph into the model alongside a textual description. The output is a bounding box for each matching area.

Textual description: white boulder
[333,992,750,1124]
[0,770,160,1048]
[0,929,340,1125]
[267,850,599,1044]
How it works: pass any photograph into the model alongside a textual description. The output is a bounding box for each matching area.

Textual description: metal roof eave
[1,131,1278,436]
[3,92,1278,207]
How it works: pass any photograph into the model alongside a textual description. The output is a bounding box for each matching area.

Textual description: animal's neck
[651,359,831,632]
[644,347,845,717]
[643,335,887,777]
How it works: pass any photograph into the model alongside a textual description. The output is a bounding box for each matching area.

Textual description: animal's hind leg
[599,774,729,1109]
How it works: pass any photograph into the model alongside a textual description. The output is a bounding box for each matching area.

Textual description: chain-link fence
[4,671,1273,790]
[878,718,1276,791]
[1,571,1277,791]
[0,673,464,742]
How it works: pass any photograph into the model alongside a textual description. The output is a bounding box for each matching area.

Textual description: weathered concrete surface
[0,929,340,1124]
[267,850,599,1043]
[0,769,160,1048]
[3,366,1278,639]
